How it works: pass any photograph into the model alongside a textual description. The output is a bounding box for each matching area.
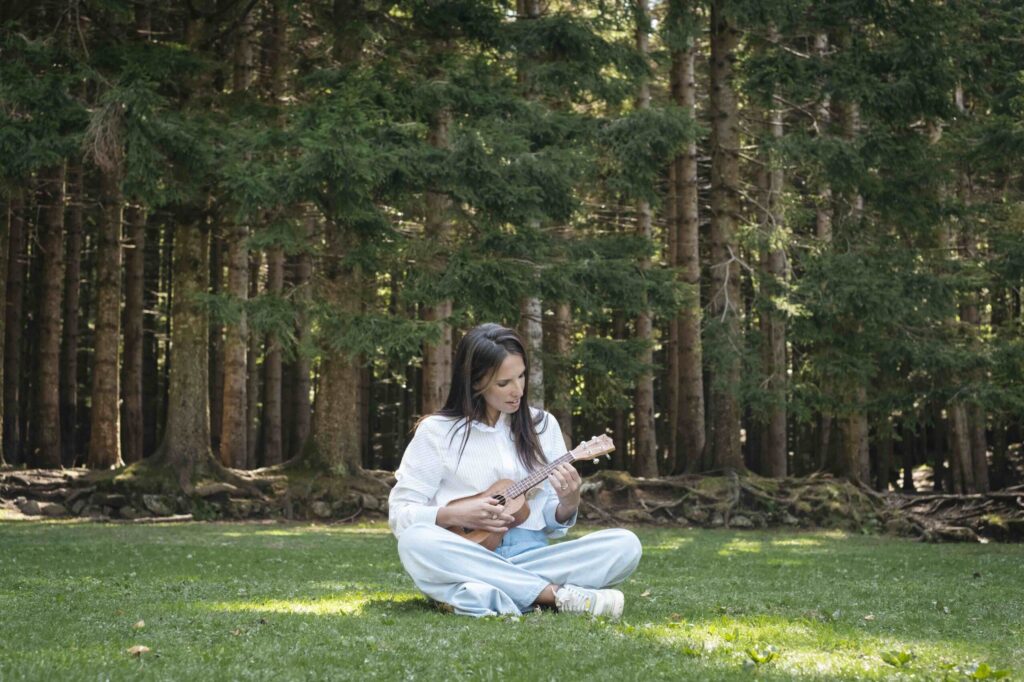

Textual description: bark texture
[310,259,363,474]
[630,0,657,479]
[262,245,284,466]
[35,164,66,468]
[87,171,124,469]
[520,297,544,409]
[289,214,313,458]
[758,57,787,478]
[0,197,7,464]
[122,204,145,463]
[549,301,573,449]
[708,0,744,471]
[671,37,705,473]
[421,109,453,416]
[3,191,26,463]
[61,161,84,466]
[160,216,215,489]
[246,251,263,468]
[220,221,249,468]
[835,28,868,483]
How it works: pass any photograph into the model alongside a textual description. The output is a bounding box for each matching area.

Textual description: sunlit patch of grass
[717,537,764,555]
[211,593,374,616]
[647,535,695,551]
[769,536,824,547]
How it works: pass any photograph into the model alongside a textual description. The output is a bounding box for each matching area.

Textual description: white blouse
[388,408,577,539]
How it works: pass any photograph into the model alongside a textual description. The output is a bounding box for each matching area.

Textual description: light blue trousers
[396,524,643,617]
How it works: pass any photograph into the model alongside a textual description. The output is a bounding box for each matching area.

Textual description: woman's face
[477,353,526,425]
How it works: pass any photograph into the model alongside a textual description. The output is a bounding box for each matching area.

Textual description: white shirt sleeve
[388,418,448,538]
[536,413,578,538]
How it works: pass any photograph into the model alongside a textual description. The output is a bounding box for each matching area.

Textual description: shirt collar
[469,411,511,433]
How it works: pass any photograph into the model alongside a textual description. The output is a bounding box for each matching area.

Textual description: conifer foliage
[0,0,1022,492]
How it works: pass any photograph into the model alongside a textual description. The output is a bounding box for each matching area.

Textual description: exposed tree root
[2,467,1022,542]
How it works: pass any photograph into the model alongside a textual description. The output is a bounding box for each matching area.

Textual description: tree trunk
[520,297,544,409]
[311,349,362,474]
[813,33,833,242]
[160,214,173,439]
[142,212,162,455]
[122,204,145,463]
[835,27,868,483]
[216,12,255,469]
[900,417,916,492]
[708,0,743,471]
[157,212,216,489]
[256,0,288,467]
[548,301,573,449]
[758,51,787,478]
[611,315,628,470]
[948,403,975,494]
[34,163,66,468]
[22,203,40,464]
[671,34,705,475]
[246,251,263,468]
[308,225,362,474]
[630,0,657,478]
[87,171,123,469]
[421,109,453,416]
[0,197,7,465]
[262,245,284,466]
[813,32,834,473]
[3,191,26,464]
[360,363,372,468]
[517,0,544,411]
[959,235,990,493]
[290,214,313,458]
[61,161,85,466]
[220,220,249,468]
[838,385,871,483]
[208,228,224,453]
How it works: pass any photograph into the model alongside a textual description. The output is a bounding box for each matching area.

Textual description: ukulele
[443,434,615,550]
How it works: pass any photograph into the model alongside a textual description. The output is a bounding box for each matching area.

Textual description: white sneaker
[554,584,624,619]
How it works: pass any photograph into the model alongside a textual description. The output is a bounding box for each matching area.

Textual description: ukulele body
[443,479,532,551]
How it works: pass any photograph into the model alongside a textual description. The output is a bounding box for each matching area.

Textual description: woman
[389,323,642,617]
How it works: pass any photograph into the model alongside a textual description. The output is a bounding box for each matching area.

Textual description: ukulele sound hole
[494,494,507,507]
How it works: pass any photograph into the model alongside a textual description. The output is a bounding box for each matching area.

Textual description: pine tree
[86,164,124,470]
[34,162,66,468]
[122,204,146,463]
[61,159,84,466]
[665,0,705,474]
[707,0,744,471]
[631,0,658,478]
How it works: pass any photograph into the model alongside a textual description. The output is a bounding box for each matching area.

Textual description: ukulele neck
[505,453,575,499]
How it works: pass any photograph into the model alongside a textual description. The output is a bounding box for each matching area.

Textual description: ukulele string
[504,452,575,499]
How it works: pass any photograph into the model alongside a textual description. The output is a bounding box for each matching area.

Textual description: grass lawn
[0,520,1021,681]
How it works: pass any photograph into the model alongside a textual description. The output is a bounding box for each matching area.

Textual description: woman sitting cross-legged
[388,323,642,618]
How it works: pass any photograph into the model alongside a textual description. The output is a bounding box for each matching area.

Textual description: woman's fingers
[475,498,513,527]
[549,464,580,495]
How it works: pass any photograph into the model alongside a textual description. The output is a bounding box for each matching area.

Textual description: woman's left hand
[548,462,582,508]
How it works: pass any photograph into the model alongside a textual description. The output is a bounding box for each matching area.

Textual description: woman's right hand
[436,496,515,531]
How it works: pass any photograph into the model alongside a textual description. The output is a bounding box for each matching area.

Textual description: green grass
[0,521,1021,681]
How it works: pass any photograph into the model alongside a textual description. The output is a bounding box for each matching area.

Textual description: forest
[2,0,1023,501]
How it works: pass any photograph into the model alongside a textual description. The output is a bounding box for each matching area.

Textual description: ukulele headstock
[569,434,615,461]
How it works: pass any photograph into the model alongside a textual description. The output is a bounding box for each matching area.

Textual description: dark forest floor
[2,465,1022,543]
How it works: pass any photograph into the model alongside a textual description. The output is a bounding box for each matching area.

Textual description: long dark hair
[430,323,548,472]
